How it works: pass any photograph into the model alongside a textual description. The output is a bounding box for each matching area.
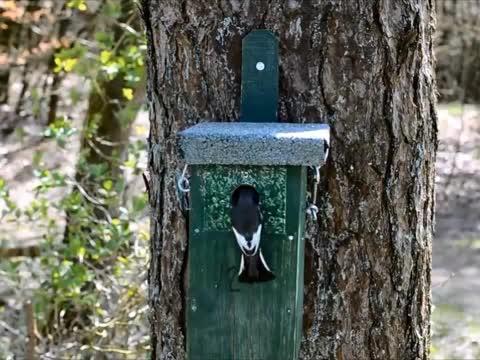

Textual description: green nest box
[178,31,330,360]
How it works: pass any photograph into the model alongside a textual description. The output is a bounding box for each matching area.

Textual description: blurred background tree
[1,0,150,357]
[0,0,96,135]
[435,0,480,103]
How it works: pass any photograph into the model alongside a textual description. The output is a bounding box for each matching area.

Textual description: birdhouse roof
[178,122,330,166]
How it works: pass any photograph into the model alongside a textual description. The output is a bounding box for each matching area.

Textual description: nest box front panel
[187,165,306,360]
[199,165,287,234]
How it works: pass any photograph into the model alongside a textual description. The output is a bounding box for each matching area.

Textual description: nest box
[178,30,330,360]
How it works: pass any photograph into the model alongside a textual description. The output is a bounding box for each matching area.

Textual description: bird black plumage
[231,185,275,283]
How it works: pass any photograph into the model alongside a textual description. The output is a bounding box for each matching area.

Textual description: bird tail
[238,249,275,283]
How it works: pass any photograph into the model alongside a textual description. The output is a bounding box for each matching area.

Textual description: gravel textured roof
[178,122,330,166]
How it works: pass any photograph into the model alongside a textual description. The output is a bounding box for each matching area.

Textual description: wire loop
[178,164,190,193]
[306,166,321,221]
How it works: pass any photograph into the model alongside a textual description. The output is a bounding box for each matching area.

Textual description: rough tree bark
[141,1,437,359]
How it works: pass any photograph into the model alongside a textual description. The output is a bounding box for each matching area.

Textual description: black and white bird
[231,185,275,283]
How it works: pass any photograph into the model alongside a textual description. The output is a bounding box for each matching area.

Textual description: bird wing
[232,227,249,255]
[251,224,262,255]
[258,249,271,271]
[238,253,245,275]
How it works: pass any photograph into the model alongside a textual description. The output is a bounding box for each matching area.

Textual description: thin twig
[65,179,105,206]
[0,319,21,336]
[432,272,455,289]
[142,171,150,199]
[90,345,136,355]
[442,104,465,199]
[86,138,122,164]
[442,29,470,201]
[65,178,113,222]
[25,301,37,360]
[112,13,139,55]
[93,136,129,147]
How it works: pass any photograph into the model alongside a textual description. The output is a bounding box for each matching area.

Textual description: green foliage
[1,142,149,356]
[43,117,77,148]
[54,1,146,89]
[0,0,149,357]
[0,177,17,215]
[53,44,86,73]
[67,0,88,12]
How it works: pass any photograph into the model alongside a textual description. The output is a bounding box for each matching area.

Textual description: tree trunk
[141,1,437,359]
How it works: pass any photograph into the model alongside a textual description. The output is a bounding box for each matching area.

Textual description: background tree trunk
[0,0,97,136]
[67,0,143,225]
[0,0,64,135]
[435,0,480,102]
[141,1,437,359]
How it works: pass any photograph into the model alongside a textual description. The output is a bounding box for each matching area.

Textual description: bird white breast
[232,224,262,256]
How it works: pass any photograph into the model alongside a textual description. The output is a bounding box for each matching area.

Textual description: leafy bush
[0,0,149,357]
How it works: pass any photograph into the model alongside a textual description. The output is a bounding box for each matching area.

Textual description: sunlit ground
[432,103,480,359]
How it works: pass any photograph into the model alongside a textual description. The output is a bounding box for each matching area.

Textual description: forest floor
[0,103,479,359]
[432,104,480,359]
